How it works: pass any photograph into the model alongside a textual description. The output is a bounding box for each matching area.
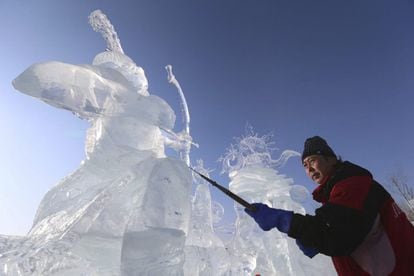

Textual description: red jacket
[288,161,414,275]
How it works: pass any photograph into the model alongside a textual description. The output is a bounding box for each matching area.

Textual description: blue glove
[296,240,318,258]
[245,203,293,233]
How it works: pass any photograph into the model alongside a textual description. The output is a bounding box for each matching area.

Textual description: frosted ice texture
[220,124,301,175]
[2,9,192,275]
[89,10,125,55]
[165,65,192,166]
[182,160,229,275]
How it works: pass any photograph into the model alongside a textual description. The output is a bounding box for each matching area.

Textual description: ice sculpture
[1,8,339,276]
[220,125,336,275]
[184,160,229,275]
[1,10,193,275]
[165,65,194,167]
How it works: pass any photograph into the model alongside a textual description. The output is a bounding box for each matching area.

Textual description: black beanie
[301,136,336,161]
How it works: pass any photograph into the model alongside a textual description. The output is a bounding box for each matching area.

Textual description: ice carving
[2,9,192,275]
[211,201,224,224]
[183,160,229,275]
[0,9,339,276]
[220,127,336,275]
[89,10,124,54]
[165,65,194,166]
[220,124,300,175]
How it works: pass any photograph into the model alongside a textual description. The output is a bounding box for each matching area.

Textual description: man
[245,136,414,275]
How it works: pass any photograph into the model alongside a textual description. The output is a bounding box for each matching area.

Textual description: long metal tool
[190,167,257,212]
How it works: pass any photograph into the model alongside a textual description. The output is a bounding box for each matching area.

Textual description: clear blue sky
[1,0,413,235]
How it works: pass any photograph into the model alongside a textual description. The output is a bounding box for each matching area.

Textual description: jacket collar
[312,175,331,203]
[311,161,346,203]
[311,161,356,203]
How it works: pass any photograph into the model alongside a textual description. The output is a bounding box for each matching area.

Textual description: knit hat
[301,136,336,161]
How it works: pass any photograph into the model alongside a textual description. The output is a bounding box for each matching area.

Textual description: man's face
[302,155,336,185]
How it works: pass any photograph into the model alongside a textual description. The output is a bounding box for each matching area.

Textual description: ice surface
[1,10,336,276]
[219,124,301,175]
[89,9,124,54]
[184,183,229,275]
[165,65,193,166]
[3,9,193,275]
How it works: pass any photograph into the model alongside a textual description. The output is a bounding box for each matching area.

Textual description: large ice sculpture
[1,8,339,276]
[1,10,193,275]
[220,126,336,275]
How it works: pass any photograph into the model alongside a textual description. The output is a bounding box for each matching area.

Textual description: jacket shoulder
[328,161,373,210]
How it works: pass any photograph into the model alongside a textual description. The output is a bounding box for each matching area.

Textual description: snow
[0,10,335,275]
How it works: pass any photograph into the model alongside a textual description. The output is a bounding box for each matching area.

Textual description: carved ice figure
[1,10,192,275]
[183,160,230,275]
[220,125,335,275]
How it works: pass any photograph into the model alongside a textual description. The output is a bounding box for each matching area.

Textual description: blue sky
[1,0,413,235]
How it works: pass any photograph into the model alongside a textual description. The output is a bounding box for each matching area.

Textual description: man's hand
[244,203,293,233]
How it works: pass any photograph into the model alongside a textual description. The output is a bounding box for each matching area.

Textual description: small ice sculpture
[184,160,230,275]
[1,10,193,275]
[220,125,335,275]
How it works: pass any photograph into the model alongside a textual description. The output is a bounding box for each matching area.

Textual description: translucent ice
[184,183,229,275]
[3,9,193,275]
[182,160,229,275]
[165,65,193,166]
[89,9,124,54]
[220,124,301,175]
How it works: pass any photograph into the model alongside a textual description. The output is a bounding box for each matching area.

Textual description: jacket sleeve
[288,173,387,256]
[288,203,373,256]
